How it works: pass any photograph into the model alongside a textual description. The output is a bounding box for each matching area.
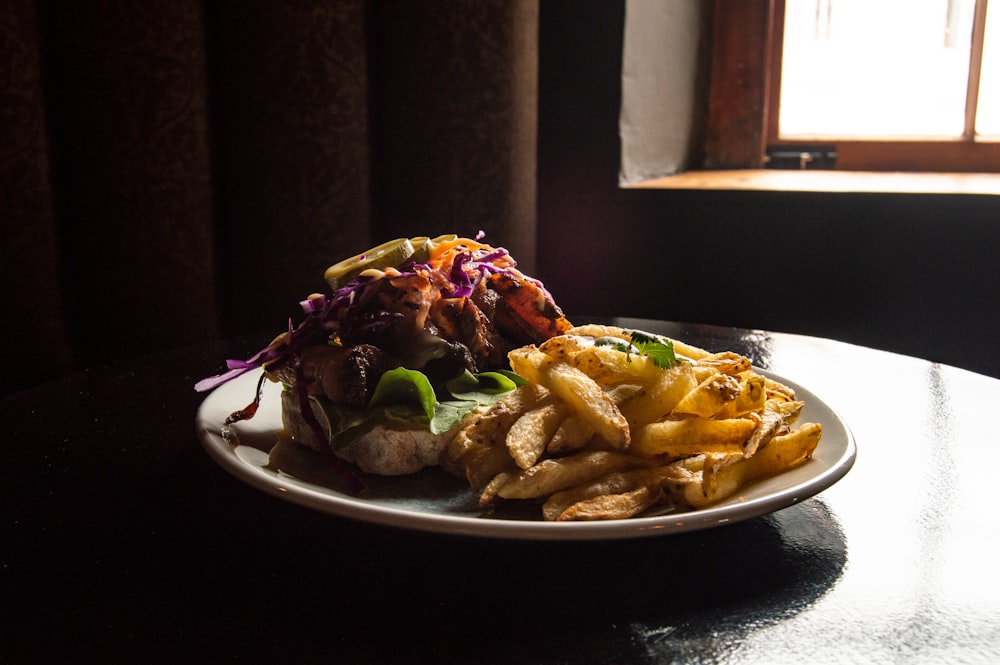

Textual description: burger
[196,234,571,481]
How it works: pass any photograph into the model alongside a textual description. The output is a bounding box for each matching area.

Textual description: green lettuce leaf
[369,367,437,421]
[446,369,527,404]
[318,366,526,448]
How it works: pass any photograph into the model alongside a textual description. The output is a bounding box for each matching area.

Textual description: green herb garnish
[629,330,679,368]
[594,336,635,353]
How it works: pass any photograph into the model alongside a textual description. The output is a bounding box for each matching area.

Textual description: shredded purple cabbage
[195,240,549,394]
[448,252,475,298]
[194,344,287,392]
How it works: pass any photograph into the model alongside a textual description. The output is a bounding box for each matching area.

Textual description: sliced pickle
[409,236,430,263]
[324,237,416,289]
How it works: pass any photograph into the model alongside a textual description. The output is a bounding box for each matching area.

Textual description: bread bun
[280,389,448,476]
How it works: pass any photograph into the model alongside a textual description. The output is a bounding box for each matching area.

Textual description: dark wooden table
[5,318,999,663]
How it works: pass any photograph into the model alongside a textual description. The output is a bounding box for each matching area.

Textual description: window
[704,0,1000,173]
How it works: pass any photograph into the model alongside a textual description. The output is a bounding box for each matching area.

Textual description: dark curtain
[1,0,539,396]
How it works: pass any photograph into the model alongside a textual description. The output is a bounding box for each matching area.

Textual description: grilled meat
[271,343,401,408]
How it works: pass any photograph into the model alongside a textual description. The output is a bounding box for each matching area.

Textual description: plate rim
[196,369,856,540]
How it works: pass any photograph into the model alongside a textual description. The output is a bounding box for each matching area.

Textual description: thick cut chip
[537,334,594,363]
[507,347,549,385]
[443,383,547,487]
[619,361,699,425]
[714,371,767,418]
[632,417,756,456]
[566,324,712,361]
[682,422,822,507]
[507,397,568,469]
[479,470,516,506]
[606,383,644,406]
[509,347,630,448]
[495,451,644,500]
[565,324,632,341]
[464,444,519,490]
[541,334,660,387]
[748,422,821,474]
[691,352,752,381]
[741,398,803,457]
[667,338,712,361]
[764,377,797,401]
[541,466,692,521]
[570,345,660,386]
[671,372,742,418]
[546,363,631,448]
[772,398,805,423]
[698,452,743,499]
[555,485,662,521]
[547,414,594,453]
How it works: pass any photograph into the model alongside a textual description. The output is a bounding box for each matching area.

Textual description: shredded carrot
[426,236,494,268]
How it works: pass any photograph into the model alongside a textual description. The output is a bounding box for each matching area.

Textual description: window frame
[703,0,1000,173]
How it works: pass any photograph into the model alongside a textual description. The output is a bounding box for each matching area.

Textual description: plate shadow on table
[238,500,846,664]
[10,475,846,664]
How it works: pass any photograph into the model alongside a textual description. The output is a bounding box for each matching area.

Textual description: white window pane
[779,0,976,139]
[976,2,999,136]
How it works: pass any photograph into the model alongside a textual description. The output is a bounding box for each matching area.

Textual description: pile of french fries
[442,325,822,521]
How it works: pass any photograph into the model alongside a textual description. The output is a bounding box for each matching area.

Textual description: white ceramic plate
[196,369,855,540]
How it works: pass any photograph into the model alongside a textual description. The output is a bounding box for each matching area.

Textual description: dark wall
[536,1,1000,378]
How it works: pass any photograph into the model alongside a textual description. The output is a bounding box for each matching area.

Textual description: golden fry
[741,398,801,457]
[667,338,712,361]
[772,398,805,423]
[569,345,660,386]
[764,376,797,401]
[547,414,594,453]
[479,470,516,506]
[671,372,742,418]
[443,383,546,487]
[506,397,568,469]
[565,324,712,361]
[537,334,594,364]
[464,444,519,491]
[547,363,631,448]
[541,333,662,387]
[541,466,693,521]
[555,485,662,521]
[510,347,631,449]
[507,346,550,386]
[619,361,699,425]
[606,383,644,406]
[456,328,824,521]
[565,324,632,341]
[749,422,822,474]
[632,417,757,456]
[681,422,822,507]
[495,451,644,500]
[698,453,743,500]
[714,371,767,418]
[691,351,753,381]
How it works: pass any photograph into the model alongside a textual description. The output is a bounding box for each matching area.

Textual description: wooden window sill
[627,170,1000,196]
